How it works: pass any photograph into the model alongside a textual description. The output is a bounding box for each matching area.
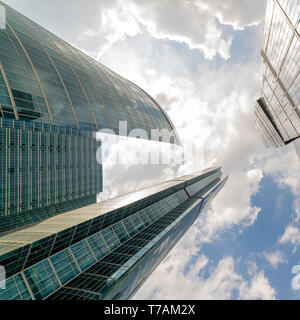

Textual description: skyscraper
[0,1,179,233]
[255,0,300,155]
[0,167,227,300]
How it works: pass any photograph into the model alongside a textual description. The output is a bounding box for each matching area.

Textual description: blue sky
[2,0,300,299]
[200,174,299,300]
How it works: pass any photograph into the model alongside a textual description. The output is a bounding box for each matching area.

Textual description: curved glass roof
[0,1,180,144]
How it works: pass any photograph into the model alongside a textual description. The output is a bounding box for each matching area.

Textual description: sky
[2,0,300,300]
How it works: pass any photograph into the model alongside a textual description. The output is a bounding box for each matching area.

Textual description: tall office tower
[254,0,300,156]
[0,167,227,300]
[0,2,179,233]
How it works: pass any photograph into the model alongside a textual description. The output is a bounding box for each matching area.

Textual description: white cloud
[133,231,276,300]
[263,250,288,269]
[89,5,140,57]
[247,169,263,194]
[3,0,267,60]
[239,270,276,300]
[126,0,233,60]
[293,198,300,223]
[98,38,266,242]
[109,0,266,60]
[2,0,138,58]
[197,0,267,30]
[97,134,181,200]
[98,15,300,249]
[279,226,300,253]
[257,145,300,196]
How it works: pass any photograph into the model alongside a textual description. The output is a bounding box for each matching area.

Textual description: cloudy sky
[3,0,300,299]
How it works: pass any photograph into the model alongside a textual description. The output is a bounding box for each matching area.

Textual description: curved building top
[0,2,180,144]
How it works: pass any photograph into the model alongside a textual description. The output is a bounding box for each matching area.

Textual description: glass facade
[0,2,181,232]
[255,0,300,148]
[0,167,228,300]
[0,118,102,234]
[0,1,179,142]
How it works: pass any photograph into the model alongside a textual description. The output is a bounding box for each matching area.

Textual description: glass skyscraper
[0,167,227,300]
[0,2,180,233]
[0,118,102,234]
[0,1,179,136]
[255,0,299,152]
